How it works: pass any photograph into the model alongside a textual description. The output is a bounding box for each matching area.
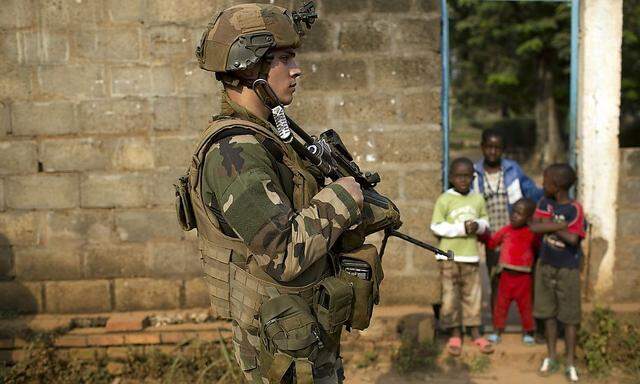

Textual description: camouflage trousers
[231,321,344,384]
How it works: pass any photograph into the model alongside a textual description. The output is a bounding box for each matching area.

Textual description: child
[529,164,585,383]
[431,157,493,356]
[481,198,538,345]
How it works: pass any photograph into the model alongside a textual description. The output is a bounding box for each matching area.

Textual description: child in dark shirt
[529,164,585,383]
[482,198,538,345]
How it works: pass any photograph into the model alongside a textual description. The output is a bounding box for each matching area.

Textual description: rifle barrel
[388,230,452,259]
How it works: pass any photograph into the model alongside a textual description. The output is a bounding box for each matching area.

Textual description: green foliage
[621,0,640,118]
[468,355,491,373]
[391,337,441,374]
[356,349,379,368]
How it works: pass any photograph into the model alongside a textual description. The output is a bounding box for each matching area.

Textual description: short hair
[546,163,577,190]
[481,128,504,146]
[514,197,536,216]
[450,157,474,173]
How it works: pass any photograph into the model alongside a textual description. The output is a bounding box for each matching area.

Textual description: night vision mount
[292,1,318,36]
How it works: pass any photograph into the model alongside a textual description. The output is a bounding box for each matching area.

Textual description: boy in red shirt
[481,198,538,345]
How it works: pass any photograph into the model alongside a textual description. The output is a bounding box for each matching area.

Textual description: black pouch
[173,175,196,231]
[314,277,353,334]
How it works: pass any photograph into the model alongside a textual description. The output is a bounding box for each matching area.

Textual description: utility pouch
[173,175,196,231]
[314,277,353,334]
[337,244,383,330]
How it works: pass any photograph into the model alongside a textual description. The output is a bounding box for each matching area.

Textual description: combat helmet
[196,1,316,82]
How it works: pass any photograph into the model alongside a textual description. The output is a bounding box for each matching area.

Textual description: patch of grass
[391,337,441,375]
[356,350,379,369]
[468,355,491,373]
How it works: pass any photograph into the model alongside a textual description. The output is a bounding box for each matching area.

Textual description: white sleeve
[475,218,490,235]
[431,222,467,238]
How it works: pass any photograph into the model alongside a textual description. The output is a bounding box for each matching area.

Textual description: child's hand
[464,220,479,235]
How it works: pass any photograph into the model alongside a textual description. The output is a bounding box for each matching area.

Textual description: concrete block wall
[613,148,640,302]
[0,0,442,314]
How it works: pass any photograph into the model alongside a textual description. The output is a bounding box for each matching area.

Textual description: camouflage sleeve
[203,134,361,282]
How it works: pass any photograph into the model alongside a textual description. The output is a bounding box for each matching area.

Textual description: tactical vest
[185,117,324,331]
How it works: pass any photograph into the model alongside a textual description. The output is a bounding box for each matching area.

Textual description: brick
[404,168,442,201]
[14,245,83,281]
[87,334,125,347]
[287,96,329,127]
[370,129,441,164]
[114,278,182,311]
[148,241,200,278]
[111,66,175,97]
[79,99,151,134]
[112,138,155,171]
[6,174,79,209]
[0,281,42,313]
[418,0,440,13]
[115,209,183,242]
[54,335,88,348]
[76,28,140,61]
[621,148,640,178]
[152,136,197,168]
[372,56,440,89]
[178,63,219,96]
[81,172,149,208]
[106,313,149,332]
[618,178,640,208]
[147,25,192,58]
[12,101,77,136]
[0,63,32,100]
[298,20,335,53]
[395,18,440,52]
[322,0,367,14]
[160,331,193,344]
[0,211,44,246]
[299,59,368,91]
[338,21,391,52]
[372,0,410,12]
[107,346,130,360]
[38,65,106,99]
[379,274,440,306]
[38,0,104,29]
[124,333,161,345]
[46,210,114,244]
[45,280,111,313]
[153,97,182,131]
[399,90,440,124]
[17,32,70,64]
[0,0,34,28]
[40,138,113,172]
[85,243,147,278]
[0,141,37,175]
[68,348,99,361]
[336,93,398,124]
[106,0,144,22]
[146,0,219,24]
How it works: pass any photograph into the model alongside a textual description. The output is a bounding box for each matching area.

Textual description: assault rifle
[253,79,454,262]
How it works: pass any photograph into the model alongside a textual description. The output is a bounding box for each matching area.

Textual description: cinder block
[185,96,218,131]
[322,0,366,14]
[287,96,329,127]
[14,245,83,281]
[152,136,197,168]
[622,149,640,178]
[396,202,435,239]
[17,32,69,64]
[115,209,183,242]
[45,280,111,313]
[0,141,37,175]
[404,168,442,201]
[0,63,31,100]
[0,179,4,212]
[147,241,200,278]
[0,281,42,313]
[78,99,151,134]
[76,28,140,61]
[395,18,440,52]
[373,168,401,201]
[111,66,175,97]
[0,0,34,29]
[6,174,79,209]
[152,97,182,131]
[11,101,77,136]
[298,20,335,53]
[146,0,218,24]
[336,93,398,124]
[81,172,149,208]
[147,25,192,58]
[418,0,440,13]
[399,90,440,124]
[618,210,640,238]
[38,0,104,29]
[38,65,106,99]
[618,178,640,208]
[185,278,209,308]
[0,101,10,136]
[372,0,411,12]
[379,274,440,306]
[40,138,113,172]
[105,0,144,22]
[84,243,147,278]
[149,168,183,207]
[380,242,409,273]
[114,278,182,311]
[0,247,8,279]
[612,268,640,302]
[338,21,391,52]
[178,62,219,96]
[372,56,440,89]
[0,211,44,246]
[112,138,155,171]
[299,58,368,92]
[46,210,115,244]
[371,129,441,164]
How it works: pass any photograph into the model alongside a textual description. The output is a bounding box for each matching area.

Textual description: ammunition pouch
[314,277,353,334]
[259,292,321,383]
[337,244,383,330]
[174,175,197,231]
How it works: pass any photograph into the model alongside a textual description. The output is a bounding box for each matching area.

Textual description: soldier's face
[268,48,302,105]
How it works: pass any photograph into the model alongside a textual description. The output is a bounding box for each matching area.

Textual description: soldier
[177,3,370,383]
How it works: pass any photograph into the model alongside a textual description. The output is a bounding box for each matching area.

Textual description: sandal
[447,336,462,356]
[473,337,494,354]
[538,357,559,377]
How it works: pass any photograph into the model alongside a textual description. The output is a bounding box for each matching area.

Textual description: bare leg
[470,326,481,340]
[545,318,557,360]
[565,324,577,366]
[451,327,462,339]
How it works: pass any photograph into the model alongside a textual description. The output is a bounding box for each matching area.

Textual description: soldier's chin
[279,93,294,106]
